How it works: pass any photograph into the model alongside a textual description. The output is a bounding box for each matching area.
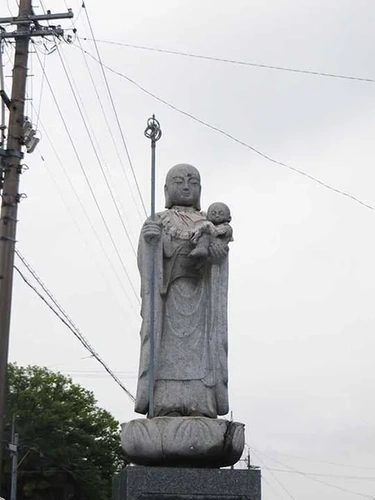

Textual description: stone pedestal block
[113,466,261,500]
[121,417,244,468]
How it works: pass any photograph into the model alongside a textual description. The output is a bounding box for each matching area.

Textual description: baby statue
[190,202,233,258]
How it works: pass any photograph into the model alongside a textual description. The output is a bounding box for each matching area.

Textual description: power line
[79,46,375,214]
[35,147,139,323]
[13,440,106,487]
[33,4,139,296]
[263,467,375,482]
[250,448,297,500]
[34,3,140,315]
[63,0,144,222]
[27,39,34,122]
[61,369,135,373]
[55,42,137,257]
[82,38,375,85]
[33,47,140,305]
[62,0,84,30]
[27,96,139,319]
[58,373,137,380]
[264,451,375,472]
[14,256,136,403]
[33,118,139,319]
[34,43,46,128]
[253,448,375,499]
[59,15,142,230]
[261,474,288,500]
[82,3,148,217]
[75,35,144,223]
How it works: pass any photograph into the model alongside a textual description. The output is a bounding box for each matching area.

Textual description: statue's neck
[170,205,198,213]
[161,206,205,239]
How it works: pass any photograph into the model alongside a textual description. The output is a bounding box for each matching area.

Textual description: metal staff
[144,115,162,418]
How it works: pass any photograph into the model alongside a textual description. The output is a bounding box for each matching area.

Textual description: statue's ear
[196,186,201,211]
[164,184,171,208]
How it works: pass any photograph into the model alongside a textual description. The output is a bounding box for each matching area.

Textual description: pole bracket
[1,192,27,205]
[1,215,18,222]
[2,149,24,159]
[0,90,11,110]
[16,193,27,203]
[0,236,17,242]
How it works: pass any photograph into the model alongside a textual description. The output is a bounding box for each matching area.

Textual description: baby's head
[207,202,231,225]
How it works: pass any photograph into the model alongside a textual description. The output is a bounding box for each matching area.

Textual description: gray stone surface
[113,466,261,500]
[135,164,232,418]
[122,164,244,468]
[121,417,244,468]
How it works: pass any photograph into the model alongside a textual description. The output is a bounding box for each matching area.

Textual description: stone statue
[122,163,244,468]
[190,201,233,258]
[135,164,231,418]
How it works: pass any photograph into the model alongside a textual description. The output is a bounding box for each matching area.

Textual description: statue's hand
[142,220,162,243]
[208,239,229,262]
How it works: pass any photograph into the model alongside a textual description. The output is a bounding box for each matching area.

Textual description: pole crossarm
[0,28,65,39]
[0,9,73,40]
[0,10,73,25]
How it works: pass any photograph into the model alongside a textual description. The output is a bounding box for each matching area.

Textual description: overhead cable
[29,104,139,319]
[62,7,144,222]
[33,47,140,305]
[82,38,375,85]
[75,35,145,223]
[82,3,148,217]
[264,451,375,471]
[250,447,297,500]
[34,144,139,322]
[263,467,375,481]
[79,47,375,213]
[34,45,46,128]
[55,43,138,257]
[253,447,375,499]
[14,256,136,403]
[261,475,287,500]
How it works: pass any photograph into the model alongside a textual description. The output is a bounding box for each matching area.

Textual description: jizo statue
[135,164,233,418]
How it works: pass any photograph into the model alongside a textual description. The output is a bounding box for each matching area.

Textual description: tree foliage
[1,364,126,500]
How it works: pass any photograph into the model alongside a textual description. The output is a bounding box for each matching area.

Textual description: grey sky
[3,0,375,498]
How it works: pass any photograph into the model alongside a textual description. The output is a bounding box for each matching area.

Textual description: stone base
[121,417,245,468]
[113,466,261,500]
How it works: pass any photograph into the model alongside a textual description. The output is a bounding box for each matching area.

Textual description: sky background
[2,0,375,499]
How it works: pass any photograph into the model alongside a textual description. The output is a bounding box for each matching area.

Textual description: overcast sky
[3,0,375,499]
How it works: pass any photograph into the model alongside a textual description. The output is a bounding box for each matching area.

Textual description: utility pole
[0,2,73,493]
[9,415,18,500]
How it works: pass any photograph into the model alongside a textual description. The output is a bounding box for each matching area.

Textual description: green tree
[1,364,126,500]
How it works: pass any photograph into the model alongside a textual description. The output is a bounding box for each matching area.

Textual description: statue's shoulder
[157,210,169,219]
[141,211,165,225]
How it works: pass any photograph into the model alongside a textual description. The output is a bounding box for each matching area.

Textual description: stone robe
[135,206,229,417]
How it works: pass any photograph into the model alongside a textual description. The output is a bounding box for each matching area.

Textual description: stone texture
[121,417,244,468]
[122,164,245,469]
[135,164,232,418]
[113,466,261,500]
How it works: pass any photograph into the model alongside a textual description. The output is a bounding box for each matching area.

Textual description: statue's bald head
[165,164,201,210]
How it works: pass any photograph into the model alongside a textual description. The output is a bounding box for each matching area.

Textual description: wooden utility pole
[0,0,33,490]
[0,2,73,492]
[9,415,18,500]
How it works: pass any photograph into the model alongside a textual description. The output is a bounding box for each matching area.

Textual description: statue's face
[165,164,201,208]
[207,203,231,225]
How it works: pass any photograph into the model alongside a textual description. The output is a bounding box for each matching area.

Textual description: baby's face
[207,203,231,224]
